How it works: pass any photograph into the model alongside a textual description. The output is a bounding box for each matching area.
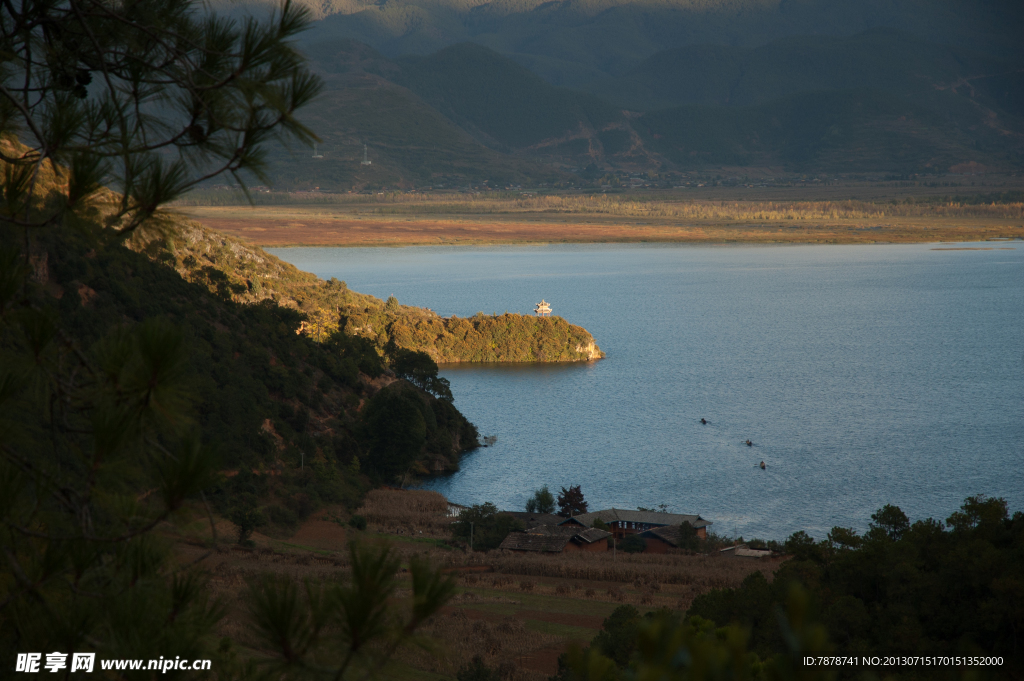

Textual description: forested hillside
[127,214,603,364]
[0,131,485,540]
[345,304,604,363]
[688,498,1023,676]
[543,497,1023,680]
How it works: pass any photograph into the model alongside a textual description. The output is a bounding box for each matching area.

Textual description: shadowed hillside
[253,69,561,188]
[639,88,1023,172]
[232,0,1024,87]
[219,6,1024,184]
[584,29,1024,112]
[258,41,653,187]
[389,43,621,151]
[135,212,604,365]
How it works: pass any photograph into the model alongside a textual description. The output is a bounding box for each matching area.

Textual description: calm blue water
[269,243,1024,541]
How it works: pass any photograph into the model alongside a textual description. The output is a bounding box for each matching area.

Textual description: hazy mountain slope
[388,43,621,150]
[252,47,563,188]
[256,40,657,188]
[640,89,1021,173]
[285,0,1024,86]
[231,21,1024,187]
[586,29,1023,111]
[581,29,1024,172]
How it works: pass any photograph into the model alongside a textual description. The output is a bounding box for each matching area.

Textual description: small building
[559,508,711,540]
[446,502,468,519]
[499,511,564,530]
[534,300,552,316]
[498,525,611,553]
[719,544,773,559]
[638,525,691,554]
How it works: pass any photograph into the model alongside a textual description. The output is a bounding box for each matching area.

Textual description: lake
[269,242,1024,541]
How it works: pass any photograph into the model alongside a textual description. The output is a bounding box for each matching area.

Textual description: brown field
[171,489,781,681]
[173,183,1024,247]
[179,211,1024,247]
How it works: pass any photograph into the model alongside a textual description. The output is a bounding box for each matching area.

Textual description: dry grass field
[175,185,1024,247]
[170,489,781,681]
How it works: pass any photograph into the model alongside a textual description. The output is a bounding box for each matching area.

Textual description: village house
[637,525,688,553]
[498,524,611,554]
[558,509,711,540]
[499,511,564,530]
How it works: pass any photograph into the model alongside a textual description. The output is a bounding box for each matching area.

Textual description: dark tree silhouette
[557,484,589,517]
[678,521,701,551]
[869,503,910,541]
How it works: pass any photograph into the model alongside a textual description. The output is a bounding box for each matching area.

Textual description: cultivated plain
[178,183,1024,247]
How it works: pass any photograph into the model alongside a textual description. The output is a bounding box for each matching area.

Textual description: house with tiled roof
[638,525,697,553]
[558,509,711,540]
[499,511,563,530]
[498,524,611,554]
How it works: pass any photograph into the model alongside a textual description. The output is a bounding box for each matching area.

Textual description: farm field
[175,185,1024,247]
[170,490,780,681]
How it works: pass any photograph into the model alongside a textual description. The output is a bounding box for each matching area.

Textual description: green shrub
[230,501,266,546]
[456,655,498,681]
[678,521,701,551]
[525,485,556,514]
[348,514,367,531]
[452,503,525,551]
[269,504,299,527]
[619,534,646,554]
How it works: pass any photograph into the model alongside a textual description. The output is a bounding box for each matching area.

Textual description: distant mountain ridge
[221,0,1024,87]
[609,29,1024,172]
[208,0,1024,187]
[387,43,621,151]
[246,28,1023,188]
[584,28,1022,111]
[638,88,1004,172]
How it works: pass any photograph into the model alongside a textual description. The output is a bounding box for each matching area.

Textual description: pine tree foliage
[0,0,322,236]
[245,544,456,679]
[0,243,224,670]
[557,485,588,517]
[555,587,834,681]
[525,485,555,514]
[0,0,464,671]
[692,498,1024,673]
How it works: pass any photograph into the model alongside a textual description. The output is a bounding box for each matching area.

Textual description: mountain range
[222,0,1024,189]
